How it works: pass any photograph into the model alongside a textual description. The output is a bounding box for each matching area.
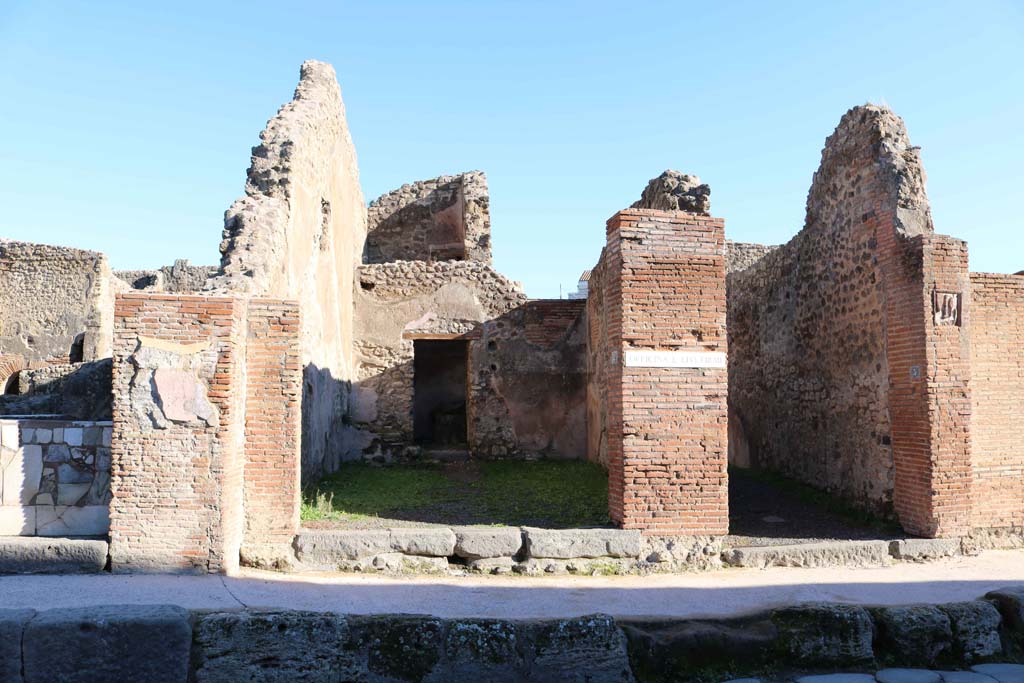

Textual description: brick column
[600,209,729,535]
[242,299,302,562]
[877,222,973,537]
[110,293,303,573]
[110,294,247,573]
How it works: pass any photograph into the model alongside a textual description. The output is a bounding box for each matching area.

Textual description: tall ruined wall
[350,261,586,460]
[364,171,491,264]
[0,240,115,366]
[969,273,1024,530]
[728,105,973,536]
[209,61,367,482]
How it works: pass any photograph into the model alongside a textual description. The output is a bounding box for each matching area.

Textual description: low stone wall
[2,589,1023,682]
[0,418,111,536]
[292,527,723,574]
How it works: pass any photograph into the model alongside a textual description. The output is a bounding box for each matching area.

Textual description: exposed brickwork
[969,273,1024,530]
[880,232,972,537]
[110,294,246,573]
[110,293,301,573]
[522,299,586,348]
[243,300,302,550]
[726,105,973,537]
[592,209,728,535]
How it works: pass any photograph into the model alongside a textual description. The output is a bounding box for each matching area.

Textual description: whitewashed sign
[623,350,726,369]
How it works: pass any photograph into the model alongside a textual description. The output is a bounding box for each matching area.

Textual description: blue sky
[1,1,1021,298]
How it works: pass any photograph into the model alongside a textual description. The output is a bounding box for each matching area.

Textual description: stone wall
[590,208,729,536]
[365,171,491,264]
[351,260,587,460]
[209,60,367,483]
[0,418,111,536]
[0,360,112,421]
[115,260,218,293]
[969,273,1024,530]
[0,240,115,366]
[726,105,973,536]
[725,240,777,273]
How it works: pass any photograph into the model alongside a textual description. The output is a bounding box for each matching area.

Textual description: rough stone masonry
[0,59,1021,574]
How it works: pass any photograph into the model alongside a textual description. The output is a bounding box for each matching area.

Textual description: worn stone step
[722,540,892,569]
[0,536,108,574]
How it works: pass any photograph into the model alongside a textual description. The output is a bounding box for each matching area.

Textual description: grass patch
[302,459,610,528]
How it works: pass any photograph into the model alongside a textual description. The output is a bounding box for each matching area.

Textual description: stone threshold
[0,536,108,574]
[284,527,966,576]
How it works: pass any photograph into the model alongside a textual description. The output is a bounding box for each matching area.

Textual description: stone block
[0,537,108,574]
[971,664,1024,682]
[1,445,43,505]
[389,527,456,556]
[0,609,35,683]
[523,527,641,559]
[63,427,82,447]
[939,601,1003,662]
[35,505,109,537]
[724,541,892,569]
[193,611,360,682]
[772,603,875,668]
[35,429,51,445]
[439,619,526,682]
[870,605,952,666]
[293,530,390,566]
[454,526,523,559]
[620,615,776,681]
[0,506,35,534]
[889,538,961,562]
[526,614,635,682]
[985,586,1024,634]
[0,423,18,447]
[875,669,941,683]
[348,615,445,681]
[468,556,515,574]
[20,428,34,444]
[23,605,191,683]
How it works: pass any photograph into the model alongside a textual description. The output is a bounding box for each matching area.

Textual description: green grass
[302,460,610,528]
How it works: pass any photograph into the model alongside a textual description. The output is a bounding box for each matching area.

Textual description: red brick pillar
[878,225,973,537]
[242,299,302,563]
[601,209,729,535]
[110,294,248,573]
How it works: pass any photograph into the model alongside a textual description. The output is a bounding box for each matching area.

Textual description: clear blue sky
[1,1,1021,298]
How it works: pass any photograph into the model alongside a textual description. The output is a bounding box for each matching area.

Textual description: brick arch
[0,354,28,395]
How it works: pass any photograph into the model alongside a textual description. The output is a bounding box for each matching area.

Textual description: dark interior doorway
[413,340,468,447]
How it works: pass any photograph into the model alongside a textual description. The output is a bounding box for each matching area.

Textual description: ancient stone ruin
[1,61,1021,574]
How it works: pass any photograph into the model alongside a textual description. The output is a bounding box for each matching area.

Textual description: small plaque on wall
[623,350,727,369]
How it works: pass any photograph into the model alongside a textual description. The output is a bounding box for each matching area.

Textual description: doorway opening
[413,340,468,448]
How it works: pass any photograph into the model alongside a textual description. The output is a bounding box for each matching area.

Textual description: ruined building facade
[0,61,1021,572]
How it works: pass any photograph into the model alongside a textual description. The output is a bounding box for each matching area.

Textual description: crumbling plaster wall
[0,240,115,367]
[364,172,491,264]
[350,261,587,460]
[726,104,971,531]
[208,60,367,483]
